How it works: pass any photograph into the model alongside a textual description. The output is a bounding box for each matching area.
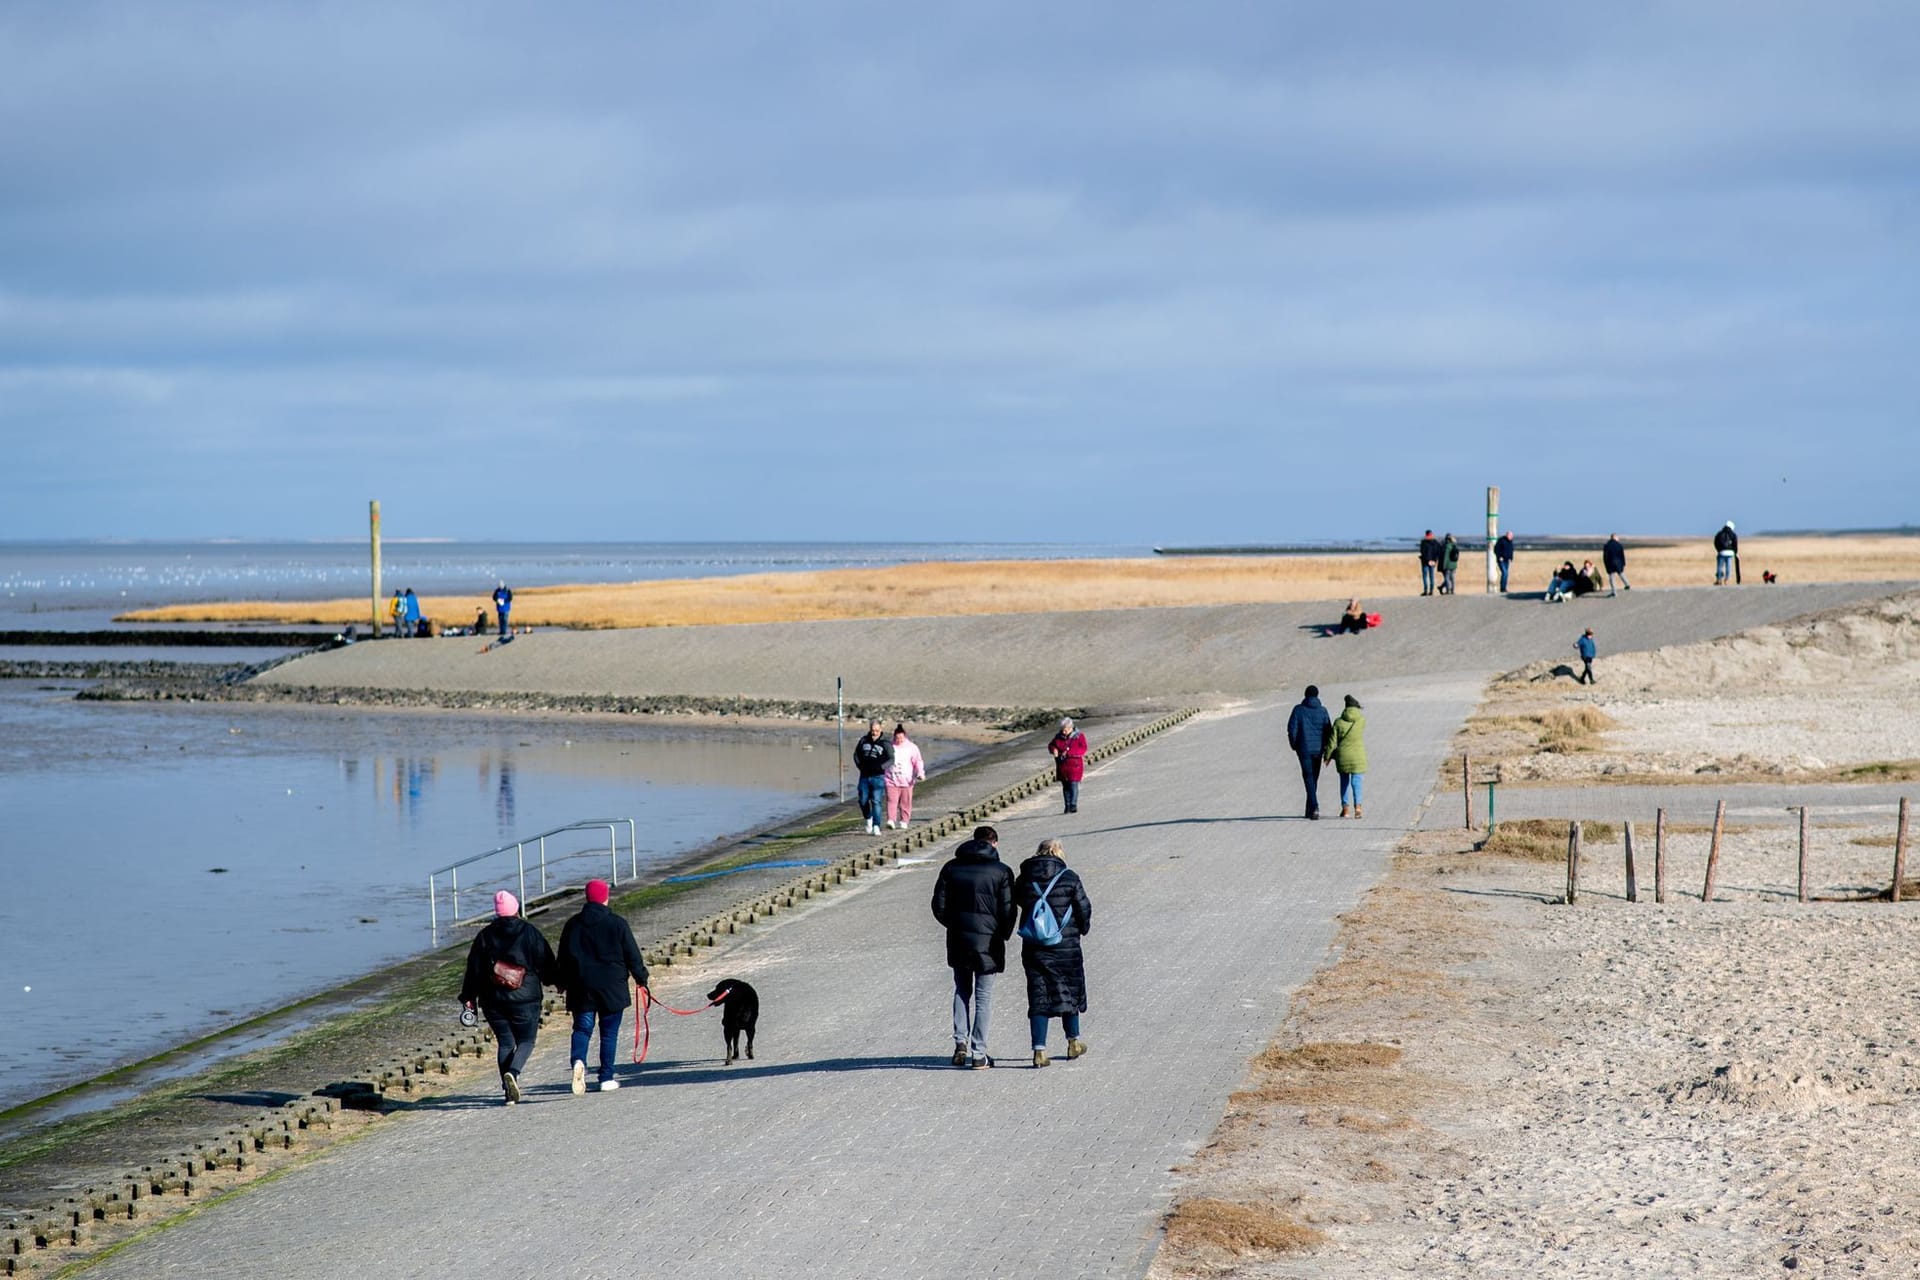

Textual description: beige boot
[1338,803,1350,818]
[1353,804,1364,819]
[1066,1038,1088,1060]
[1033,1049,1050,1068]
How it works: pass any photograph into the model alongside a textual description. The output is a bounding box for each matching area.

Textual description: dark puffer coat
[1014,853,1093,1016]
[459,915,558,1013]
[557,902,651,1013]
[930,839,1015,974]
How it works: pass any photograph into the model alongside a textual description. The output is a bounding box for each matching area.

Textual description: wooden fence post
[1623,821,1638,903]
[1701,799,1726,903]
[1463,753,1473,830]
[1894,797,1911,903]
[1797,807,1810,904]
[1565,820,1582,904]
[1654,808,1667,905]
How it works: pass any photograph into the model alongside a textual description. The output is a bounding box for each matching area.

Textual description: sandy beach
[1151,590,1920,1278]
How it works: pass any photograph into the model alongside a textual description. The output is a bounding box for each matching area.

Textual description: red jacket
[1049,731,1089,782]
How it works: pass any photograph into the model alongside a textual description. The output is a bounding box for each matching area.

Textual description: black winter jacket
[557,902,650,1013]
[1418,536,1441,565]
[1603,538,1627,573]
[1287,697,1333,758]
[852,735,894,779]
[1494,534,1514,564]
[459,915,558,1012]
[1714,525,1738,554]
[1014,854,1093,1016]
[931,839,1015,974]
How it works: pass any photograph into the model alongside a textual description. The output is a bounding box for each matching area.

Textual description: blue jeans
[1340,772,1363,807]
[952,969,994,1058]
[1715,552,1734,583]
[857,775,886,825]
[1441,567,1456,594]
[1030,1013,1081,1050]
[1297,751,1324,815]
[1421,563,1435,593]
[1498,559,1511,592]
[497,608,510,637]
[1061,778,1080,811]
[570,1008,623,1083]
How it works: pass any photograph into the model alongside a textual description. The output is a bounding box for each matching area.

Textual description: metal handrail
[427,818,639,943]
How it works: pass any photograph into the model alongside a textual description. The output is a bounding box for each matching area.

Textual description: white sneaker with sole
[599,1079,620,1092]
[571,1060,587,1095]
[503,1072,521,1105]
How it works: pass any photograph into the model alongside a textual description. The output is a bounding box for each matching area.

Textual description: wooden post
[1797,806,1810,904]
[1623,821,1638,903]
[1654,808,1667,904]
[1485,485,1500,594]
[1894,797,1911,903]
[369,499,383,638]
[1565,820,1582,904]
[1701,799,1726,902]
[1463,753,1473,830]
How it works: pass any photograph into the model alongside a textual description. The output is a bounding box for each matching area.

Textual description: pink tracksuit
[884,735,926,824]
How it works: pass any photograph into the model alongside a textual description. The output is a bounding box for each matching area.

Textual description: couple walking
[1285,686,1368,819]
[459,878,651,1104]
[853,720,928,834]
[931,826,1093,1070]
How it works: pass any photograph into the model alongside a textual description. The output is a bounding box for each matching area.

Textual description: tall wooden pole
[1797,807,1810,904]
[1463,753,1473,830]
[1894,797,1911,903]
[1565,820,1582,904]
[1654,808,1667,904]
[1485,486,1500,594]
[369,500,382,638]
[1701,799,1726,902]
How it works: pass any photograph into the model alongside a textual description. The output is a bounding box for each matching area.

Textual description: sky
[2,1,1915,543]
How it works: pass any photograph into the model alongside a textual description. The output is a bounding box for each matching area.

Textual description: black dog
[708,979,759,1064]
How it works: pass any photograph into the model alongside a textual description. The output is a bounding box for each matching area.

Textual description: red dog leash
[632,983,727,1064]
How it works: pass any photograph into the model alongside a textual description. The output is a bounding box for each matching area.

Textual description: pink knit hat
[586,879,610,905]
[494,890,519,917]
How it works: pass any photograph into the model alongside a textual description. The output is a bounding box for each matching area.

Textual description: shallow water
[0,685,949,1109]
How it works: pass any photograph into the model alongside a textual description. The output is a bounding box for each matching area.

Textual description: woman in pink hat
[460,889,558,1106]
[882,723,927,829]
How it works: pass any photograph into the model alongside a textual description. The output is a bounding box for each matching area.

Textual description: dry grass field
[123,535,1920,629]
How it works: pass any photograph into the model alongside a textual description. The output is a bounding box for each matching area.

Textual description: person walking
[931,826,1015,1069]
[1324,694,1368,819]
[1286,685,1334,819]
[1576,629,1597,684]
[492,581,513,637]
[852,719,894,835]
[556,879,650,1094]
[1418,530,1440,596]
[1602,534,1630,595]
[1439,533,1461,595]
[883,723,926,829]
[1048,718,1090,813]
[1014,838,1093,1068]
[1713,521,1739,585]
[1495,531,1515,593]
[459,890,558,1105]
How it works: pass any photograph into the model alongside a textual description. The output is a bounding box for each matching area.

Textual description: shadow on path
[1069,816,1295,837]
[625,1055,955,1087]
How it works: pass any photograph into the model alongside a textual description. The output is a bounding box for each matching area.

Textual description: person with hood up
[1014,838,1093,1068]
[852,719,894,835]
[930,825,1015,1069]
[459,890,558,1105]
[1286,685,1334,819]
[1048,718,1090,813]
[1324,694,1368,819]
[1714,522,1739,585]
[882,723,926,829]
[1439,534,1461,595]
[557,879,650,1094]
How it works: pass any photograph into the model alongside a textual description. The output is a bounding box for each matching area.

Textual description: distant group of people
[460,877,650,1103]
[381,581,516,638]
[1418,531,1461,595]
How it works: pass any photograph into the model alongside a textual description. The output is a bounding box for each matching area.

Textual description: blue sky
[2,2,1914,542]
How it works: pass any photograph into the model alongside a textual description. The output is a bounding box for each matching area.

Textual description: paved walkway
[91,673,1482,1280]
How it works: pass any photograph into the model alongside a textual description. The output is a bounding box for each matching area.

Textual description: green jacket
[1440,538,1460,570]
[1324,708,1367,774]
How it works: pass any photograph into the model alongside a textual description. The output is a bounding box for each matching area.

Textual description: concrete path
[256,582,1909,707]
[91,673,1482,1280]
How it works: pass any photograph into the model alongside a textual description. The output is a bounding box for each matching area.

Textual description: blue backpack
[1017,868,1074,947]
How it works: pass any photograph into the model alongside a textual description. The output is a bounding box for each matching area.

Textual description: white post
[1485,485,1500,594]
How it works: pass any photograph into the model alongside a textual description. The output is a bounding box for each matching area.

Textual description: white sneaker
[571,1060,586,1095]
[599,1079,620,1092]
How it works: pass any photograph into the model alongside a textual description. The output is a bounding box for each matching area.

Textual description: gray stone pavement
[1424,781,1919,829]
[90,672,1484,1280]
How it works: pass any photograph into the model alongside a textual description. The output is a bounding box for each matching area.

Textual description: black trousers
[484,1002,541,1078]
[1297,751,1324,815]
